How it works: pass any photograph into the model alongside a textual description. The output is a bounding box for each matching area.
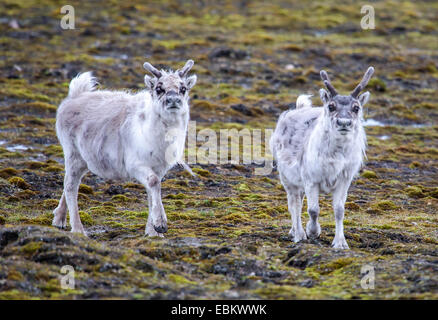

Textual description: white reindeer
[270,67,374,249]
[52,60,197,237]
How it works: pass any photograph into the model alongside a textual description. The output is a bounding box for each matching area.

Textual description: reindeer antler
[143,62,162,78]
[351,66,374,98]
[320,70,338,97]
[178,60,194,77]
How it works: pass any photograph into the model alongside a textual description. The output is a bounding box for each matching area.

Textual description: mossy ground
[0,0,437,299]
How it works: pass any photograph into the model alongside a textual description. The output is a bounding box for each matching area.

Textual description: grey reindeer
[270,67,374,249]
[52,60,197,237]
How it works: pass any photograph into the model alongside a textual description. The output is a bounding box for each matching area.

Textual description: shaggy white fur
[271,67,374,249]
[52,60,197,237]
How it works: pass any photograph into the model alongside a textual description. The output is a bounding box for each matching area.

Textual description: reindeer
[270,67,374,249]
[52,60,197,237]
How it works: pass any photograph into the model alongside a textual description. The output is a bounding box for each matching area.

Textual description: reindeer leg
[131,166,167,237]
[332,181,351,249]
[63,156,88,235]
[305,184,321,239]
[52,191,67,229]
[145,189,164,238]
[286,186,307,242]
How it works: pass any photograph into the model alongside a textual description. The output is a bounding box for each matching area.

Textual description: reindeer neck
[311,117,357,156]
[149,108,189,134]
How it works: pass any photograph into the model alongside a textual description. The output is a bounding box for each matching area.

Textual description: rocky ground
[0,0,437,299]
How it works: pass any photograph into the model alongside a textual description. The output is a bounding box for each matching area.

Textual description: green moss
[78,193,90,201]
[15,189,36,199]
[165,193,187,199]
[192,168,211,177]
[0,167,19,179]
[345,202,360,211]
[239,193,263,201]
[21,241,43,255]
[123,182,144,189]
[31,212,53,225]
[405,186,425,198]
[168,211,192,220]
[45,165,62,172]
[79,184,94,195]
[201,199,220,207]
[7,269,24,281]
[361,170,378,179]
[41,278,61,292]
[111,194,130,203]
[367,78,387,92]
[168,274,197,285]
[15,102,57,114]
[409,161,422,169]
[8,176,31,189]
[79,211,95,226]
[221,212,249,223]
[254,212,271,219]
[0,289,32,300]
[374,200,398,211]
[315,257,355,275]
[282,43,303,52]
[413,102,438,111]
[89,206,118,215]
[428,188,438,199]
[0,87,51,102]
[7,196,20,202]
[0,149,23,158]
[25,161,46,169]
[374,224,393,230]
[44,145,64,157]
[235,183,251,192]
[43,199,60,209]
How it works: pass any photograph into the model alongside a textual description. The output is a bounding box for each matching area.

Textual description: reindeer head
[143,60,197,119]
[319,67,374,136]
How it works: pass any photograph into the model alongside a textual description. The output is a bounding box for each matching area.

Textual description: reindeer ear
[319,88,330,105]
[358,91,370,106]
[185,75,197,90]
[144,75,156,91]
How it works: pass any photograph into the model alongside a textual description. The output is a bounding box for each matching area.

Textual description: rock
[208,47,248,60]
[231,104,253,116]
[0,229,19,247]
[105,185,125,195]
[215,247,232,255]
[8,19,20,29]
[213,264,228,275]
[299,279,314,288]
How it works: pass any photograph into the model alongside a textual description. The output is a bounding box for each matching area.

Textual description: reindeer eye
[328,103,336,112]
[180,86,187,95]
[352,104,360,113]
[155,87,164,95]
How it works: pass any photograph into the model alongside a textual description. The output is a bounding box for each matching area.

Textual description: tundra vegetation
[0,0,437,299]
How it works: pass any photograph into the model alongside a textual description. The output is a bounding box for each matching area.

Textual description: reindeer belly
[85,145,129,181]
[77,127,129,181]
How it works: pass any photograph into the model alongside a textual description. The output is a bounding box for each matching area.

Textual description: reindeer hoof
[332,237,349,249]
[290,227,307,243]
[306,221,321,239]
[71,225,87,237]
[153,224,168,234]
[52,217,67,229]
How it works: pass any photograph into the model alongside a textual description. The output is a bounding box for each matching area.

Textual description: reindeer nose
[337,118,352,128]
[166,91,181,105]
